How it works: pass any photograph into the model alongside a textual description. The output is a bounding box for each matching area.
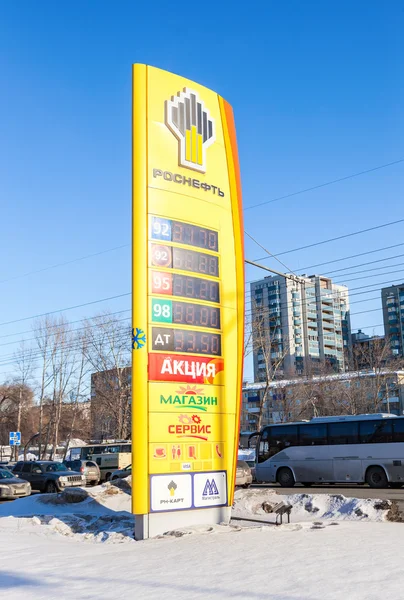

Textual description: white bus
[65,442,131,482]
[252,413,404,489]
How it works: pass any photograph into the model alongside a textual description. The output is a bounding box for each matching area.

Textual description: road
[253,482,404,501]
[1,484,404,506]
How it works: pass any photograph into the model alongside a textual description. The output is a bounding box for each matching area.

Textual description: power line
[0,309,131,342]
[324,253,404,277]
[252,219,404,261]
[0,314,132,351]
[0,244,129,285]
[245,232,298,278]
[334,266,404,284]
[244,158,404,211]
[0,292,130,328]
[291,242,404,274]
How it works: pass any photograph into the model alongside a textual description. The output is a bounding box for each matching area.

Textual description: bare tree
[34,317,58,458]
[48,317,77,459]
[84,313,131,440]
[62,330,89,459]
[11,343,35,459]
[251,301,291,431]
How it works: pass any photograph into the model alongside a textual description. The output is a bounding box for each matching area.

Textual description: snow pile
[233,488,391,522]
[0,478,134,543]
[60,438,87,448]
[17,452,37,461]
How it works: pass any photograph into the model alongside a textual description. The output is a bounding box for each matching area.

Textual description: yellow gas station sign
[132,64,244,539]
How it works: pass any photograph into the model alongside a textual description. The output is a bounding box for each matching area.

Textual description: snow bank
[233,488,391,522]
[0,475,392,545]
[0,478,134,543]
[17,452,37,461]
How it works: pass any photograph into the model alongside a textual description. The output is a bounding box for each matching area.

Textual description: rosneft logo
[165,88,215,173]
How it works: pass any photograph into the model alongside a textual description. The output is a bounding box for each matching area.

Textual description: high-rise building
[250,274,351,380]
[382,284,404,356]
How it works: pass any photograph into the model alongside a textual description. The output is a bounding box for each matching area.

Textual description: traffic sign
[9,431,21,446]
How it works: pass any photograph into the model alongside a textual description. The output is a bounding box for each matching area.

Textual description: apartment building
[250,274,351,380]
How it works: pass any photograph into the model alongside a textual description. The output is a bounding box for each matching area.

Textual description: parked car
[0,462,13,473]
[110,464,131,481]
[246,460,257,482]
[64,460,100,486]
[0,467,31,499]
[236,460,253,488]
[12,461,85,493]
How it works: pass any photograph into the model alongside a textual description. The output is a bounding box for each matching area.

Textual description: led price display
[172,247,219,277]
[150,245,219,277]
[151,271,220,303]
[152,327,222,356]
[152,299,221,329]
[172,301,220,329]
[151,216,219,252]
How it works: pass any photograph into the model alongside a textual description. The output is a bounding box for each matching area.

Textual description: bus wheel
[276,468,295,488]
[365,466,388,489]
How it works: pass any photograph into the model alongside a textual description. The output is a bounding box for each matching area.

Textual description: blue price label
[151,217,171,241]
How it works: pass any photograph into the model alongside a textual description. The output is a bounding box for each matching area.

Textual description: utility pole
[385,379,390,414]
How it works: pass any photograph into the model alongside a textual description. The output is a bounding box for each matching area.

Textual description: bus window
[105,445,120,453]
[328,422,359,445]
[299,424,327,446]
[121,444,131,453]
[359,420,393,444]
[270,425,298,456]
[257,427,270,463]
[393,419,404,442]
[81,447,93,459]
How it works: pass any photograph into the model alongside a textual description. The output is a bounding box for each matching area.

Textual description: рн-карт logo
[165,88,215,173]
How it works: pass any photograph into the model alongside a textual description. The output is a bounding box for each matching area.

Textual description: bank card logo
[165,88,215,173]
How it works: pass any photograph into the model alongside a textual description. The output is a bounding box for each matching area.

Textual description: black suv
[12,461,86,493]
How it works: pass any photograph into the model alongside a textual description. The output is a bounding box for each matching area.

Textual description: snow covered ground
[1,480,403,599]
[232,487,392,523]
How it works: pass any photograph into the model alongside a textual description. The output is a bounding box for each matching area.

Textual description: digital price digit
[172,301,221,329]
[172,275,220,303]
[172,248,219,277]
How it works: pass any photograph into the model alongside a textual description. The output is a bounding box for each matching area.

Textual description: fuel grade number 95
[151,327,222,356]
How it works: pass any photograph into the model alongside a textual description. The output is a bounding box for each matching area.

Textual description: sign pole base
[134,514,149,541]
[134,507,232,540]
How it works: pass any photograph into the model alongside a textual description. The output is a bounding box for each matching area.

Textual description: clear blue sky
[0,1,403,381]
